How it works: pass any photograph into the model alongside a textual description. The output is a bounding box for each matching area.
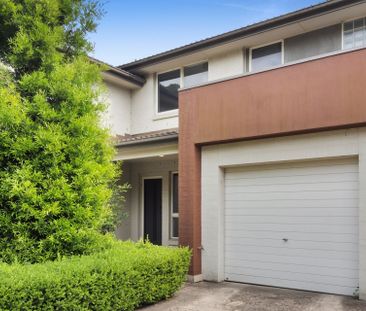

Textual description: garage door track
[141,282,366,311]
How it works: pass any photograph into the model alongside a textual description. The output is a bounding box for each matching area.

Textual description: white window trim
[140,176,163,240]
[342,21,346,50]
[170,171,179,239]
[155,61,208,116]
[249,40,284,72]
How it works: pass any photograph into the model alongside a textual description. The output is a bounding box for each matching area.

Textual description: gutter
[89,56,145,87]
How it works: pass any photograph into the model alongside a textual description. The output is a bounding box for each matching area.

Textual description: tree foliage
[0,0,123,263]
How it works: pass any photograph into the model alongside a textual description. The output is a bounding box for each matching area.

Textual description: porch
[113,129,179,247]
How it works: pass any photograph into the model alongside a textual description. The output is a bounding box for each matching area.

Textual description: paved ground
[140,282,366,311]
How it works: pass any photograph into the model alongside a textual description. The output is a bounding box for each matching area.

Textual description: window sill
[153,111,179,121]
[168,239,179,246]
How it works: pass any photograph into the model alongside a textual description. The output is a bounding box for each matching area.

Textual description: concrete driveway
[140,282,366,311]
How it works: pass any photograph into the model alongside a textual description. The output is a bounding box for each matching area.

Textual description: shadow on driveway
[140,282,366,311]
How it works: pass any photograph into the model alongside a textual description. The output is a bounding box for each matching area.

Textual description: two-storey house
[101,0,366,299]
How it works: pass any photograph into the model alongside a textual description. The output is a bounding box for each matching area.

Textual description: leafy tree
[0,0,123,263]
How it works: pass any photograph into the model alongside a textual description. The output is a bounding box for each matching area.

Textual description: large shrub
[0,241,191,311]
[0,1,125,263]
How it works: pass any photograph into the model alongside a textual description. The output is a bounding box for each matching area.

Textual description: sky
[89,0,323,66]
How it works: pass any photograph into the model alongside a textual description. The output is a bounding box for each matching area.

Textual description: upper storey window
[157,62,208,113]
[158,69,180,113]
[343,17,366,49]
[250,41,283,72]
[183,62,208,88]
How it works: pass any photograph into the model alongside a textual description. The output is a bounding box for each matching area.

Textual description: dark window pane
[158,70,180,113]
[344,21,354,32]
[354,18,364,29]
[251,42,282,71]
[184,62,208,87]
[172,217,179,238]
[172,173,178,214]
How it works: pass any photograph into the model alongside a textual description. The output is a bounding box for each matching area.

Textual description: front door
[143,178,162,245]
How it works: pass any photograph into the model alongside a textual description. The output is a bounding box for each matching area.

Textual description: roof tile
[114,128,178,146]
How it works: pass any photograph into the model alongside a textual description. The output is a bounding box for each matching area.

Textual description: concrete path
[140,282,366,311]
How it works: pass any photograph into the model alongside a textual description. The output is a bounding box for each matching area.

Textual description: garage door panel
[226,168,356,182]
[226,223,358,234]
[226,159,357,176]
[225,215,358,225]
[225,173,358,187]
[225,237,358,252]
[227,189,358,201]
[225,259,358,279]
[225,247,357,262]
[226,198,358,209]
[224,266,358,288]
[224,158,359,295]
[225,230,356,243]
[225,207,358,217]
[224,274,356,296]
[225,253,357,269]
[225,181,358,193]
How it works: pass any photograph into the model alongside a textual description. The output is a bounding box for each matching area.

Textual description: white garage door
[224,158,359,296]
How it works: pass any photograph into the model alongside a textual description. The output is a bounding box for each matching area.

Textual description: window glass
[344,30,354,49]
[172,217,179,239]
[172,173,178,214]
[354,18,365,48]
[158,69,180,113]
[344,21,354,32]
[343,17,366,49]
[251,42,282,71]
[183,62,208,88]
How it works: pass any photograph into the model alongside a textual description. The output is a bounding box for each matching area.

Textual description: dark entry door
[143,178,162,245]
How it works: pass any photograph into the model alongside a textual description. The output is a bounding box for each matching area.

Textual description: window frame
[342,16,366,50]
[155,61,208,116]
[249,40,284,72]
[183,61,209,88]
[170,171,179,239]
[156,67,182,116]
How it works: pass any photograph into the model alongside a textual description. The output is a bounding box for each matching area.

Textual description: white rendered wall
[208,49,244,81]
[130,74,178,134]
[201,128,366,299]
[129,50,245,135]
[102,81,131,136]
[115,161,131,240]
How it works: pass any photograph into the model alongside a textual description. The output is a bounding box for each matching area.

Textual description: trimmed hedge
[0,240,191,311]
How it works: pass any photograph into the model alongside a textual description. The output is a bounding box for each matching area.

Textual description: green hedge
[0,240,191,311]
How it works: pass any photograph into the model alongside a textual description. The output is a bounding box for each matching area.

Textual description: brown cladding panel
[181,48,366,145]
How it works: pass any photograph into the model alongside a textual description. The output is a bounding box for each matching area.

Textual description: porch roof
[114,128,178,147]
